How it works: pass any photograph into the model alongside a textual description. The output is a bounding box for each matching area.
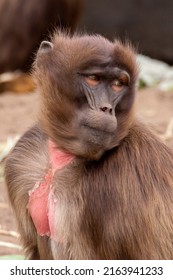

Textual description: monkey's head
[34,32,138,160]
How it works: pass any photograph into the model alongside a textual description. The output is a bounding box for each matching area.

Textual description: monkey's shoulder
[7,124,48,162]
[125,121,173,157]
[106,121,173,180]
[5,124,49,190]
[84,121,173,181]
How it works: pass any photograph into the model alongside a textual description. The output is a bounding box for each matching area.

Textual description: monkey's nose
[100,104,113,114]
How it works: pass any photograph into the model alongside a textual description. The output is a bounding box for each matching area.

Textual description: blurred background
[80,0,173,63]
[0,0,173,259]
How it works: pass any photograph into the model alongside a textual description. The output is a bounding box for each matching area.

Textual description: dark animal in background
[0,0,81,73]
[80,0,173,64]
[5,32,173,259]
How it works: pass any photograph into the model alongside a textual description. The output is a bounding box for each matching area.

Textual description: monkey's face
[34,33,138,160]
[75,66,130,159]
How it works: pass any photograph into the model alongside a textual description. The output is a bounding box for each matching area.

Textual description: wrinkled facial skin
[75,66,130,157]
[34,34,138,160]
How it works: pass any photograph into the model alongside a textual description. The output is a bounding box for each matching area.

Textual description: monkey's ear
[39,41,54,53]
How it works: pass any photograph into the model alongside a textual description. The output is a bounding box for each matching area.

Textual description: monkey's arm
[4,124,52,259]
[5,124,49,204]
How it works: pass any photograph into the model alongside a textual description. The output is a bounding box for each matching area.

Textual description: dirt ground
[0,87,173,257]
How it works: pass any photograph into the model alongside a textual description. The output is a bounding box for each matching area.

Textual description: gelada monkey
[5,32,173,260]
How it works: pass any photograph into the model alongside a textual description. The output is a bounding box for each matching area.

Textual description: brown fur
[5,33,173,259]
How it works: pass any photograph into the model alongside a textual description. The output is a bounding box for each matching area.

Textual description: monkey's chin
[79,129,113,160]
[81,136,110,160]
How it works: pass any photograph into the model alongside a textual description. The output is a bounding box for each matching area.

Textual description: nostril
[100,107,108,112]
[100,105,113,114]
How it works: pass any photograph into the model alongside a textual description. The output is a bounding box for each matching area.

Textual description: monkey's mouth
[82,124,114,136]
[78,110,117,144]
[81,120,116,134]
[81,124,115,147]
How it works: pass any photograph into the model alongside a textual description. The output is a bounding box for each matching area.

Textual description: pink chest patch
[27,140,75,238]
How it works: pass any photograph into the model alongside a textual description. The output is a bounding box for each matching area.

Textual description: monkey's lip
[81,123,116,135]
[81,124,115,149]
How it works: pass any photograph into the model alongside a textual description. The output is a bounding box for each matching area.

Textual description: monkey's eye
[84,74,100,87]
[111,79,124,92]
[111,72,129,92]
